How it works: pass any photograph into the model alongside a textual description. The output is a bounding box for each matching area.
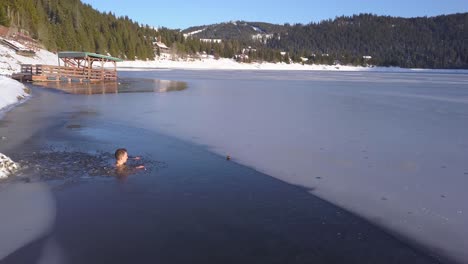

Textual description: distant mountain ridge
[182,21,286,41]
[182,13,468,69]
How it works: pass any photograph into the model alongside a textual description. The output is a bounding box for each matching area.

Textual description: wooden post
[101,58,104,80]
[113,61,117,81]
[87,56,91,80]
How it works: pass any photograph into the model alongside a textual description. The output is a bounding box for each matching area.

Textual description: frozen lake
[57,70,468,263]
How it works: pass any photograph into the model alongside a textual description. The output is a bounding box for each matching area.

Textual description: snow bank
[0,76,30,113]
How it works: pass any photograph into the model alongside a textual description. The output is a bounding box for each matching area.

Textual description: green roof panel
[58,51,123,62]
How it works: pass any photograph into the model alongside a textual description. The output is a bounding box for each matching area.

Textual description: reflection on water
[118,78,187,93]
[32,78,187,95]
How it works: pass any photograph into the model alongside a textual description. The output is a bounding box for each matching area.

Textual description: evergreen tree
[0,6,10,26]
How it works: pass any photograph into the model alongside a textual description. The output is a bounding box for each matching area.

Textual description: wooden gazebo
[13,51,123,82]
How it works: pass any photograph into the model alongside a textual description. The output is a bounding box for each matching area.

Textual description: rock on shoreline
[0,153,18,179]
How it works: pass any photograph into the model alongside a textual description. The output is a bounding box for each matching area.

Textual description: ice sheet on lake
[76,70,468,263]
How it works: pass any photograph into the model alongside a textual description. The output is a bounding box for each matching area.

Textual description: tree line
[267,13,468,68]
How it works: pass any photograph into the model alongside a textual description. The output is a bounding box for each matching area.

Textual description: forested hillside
[0,0,158,59]
[268,13,468,68]
[183,13,468,69]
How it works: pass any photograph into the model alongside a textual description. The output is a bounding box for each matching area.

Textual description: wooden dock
[12,51,122,82]
[13,64,117,82]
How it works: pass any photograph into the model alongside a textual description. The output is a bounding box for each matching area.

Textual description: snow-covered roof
[58,52,123,62]
[0,38,29,51]
[154,42,169,49]
[200,39,222,43]
[183,28,207,38]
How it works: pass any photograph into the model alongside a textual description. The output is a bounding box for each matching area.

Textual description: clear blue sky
[81,0,468,29]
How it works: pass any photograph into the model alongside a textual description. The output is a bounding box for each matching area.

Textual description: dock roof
[58,52,123,62]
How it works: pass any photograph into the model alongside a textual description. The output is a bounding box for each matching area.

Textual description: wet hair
[115,148,128,160]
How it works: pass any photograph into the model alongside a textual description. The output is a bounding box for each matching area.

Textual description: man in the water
[115,148,144,169]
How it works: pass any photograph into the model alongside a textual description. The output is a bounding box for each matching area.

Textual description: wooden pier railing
[20,64,117,81]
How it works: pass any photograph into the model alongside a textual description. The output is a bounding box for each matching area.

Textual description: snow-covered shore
[0,76,27,179]
[1,44,467,76]
[0,76,30,114]
[118,57,468,73]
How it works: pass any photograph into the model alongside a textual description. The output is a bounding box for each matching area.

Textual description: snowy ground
[118,57,468,73]
[0,76,28,178]
[0,44,57,76]
[0,76,30,113]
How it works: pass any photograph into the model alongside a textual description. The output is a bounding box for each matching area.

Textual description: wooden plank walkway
[13,64,117,82]
[0,37,36,56]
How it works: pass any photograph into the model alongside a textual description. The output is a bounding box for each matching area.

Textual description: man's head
[115,148,128,165]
